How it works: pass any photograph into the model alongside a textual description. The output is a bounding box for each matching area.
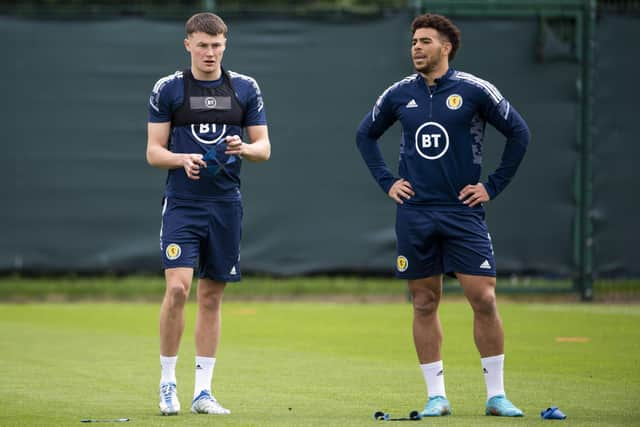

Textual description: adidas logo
[480,260,491,269]
[483,368,488,374]
[230,266,237,275]
[406,99,418,108]
[196,364,203,370]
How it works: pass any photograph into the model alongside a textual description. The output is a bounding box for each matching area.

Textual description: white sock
[194,356,216,399]
[160,355,177,384]
[481,354,505,400]
[420,360,446,398]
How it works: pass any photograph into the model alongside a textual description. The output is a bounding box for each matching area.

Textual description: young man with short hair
[146,12,270,416]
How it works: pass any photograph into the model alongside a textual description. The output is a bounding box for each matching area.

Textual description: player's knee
[470,291,497,317]
[199,290,223,312]
[412,291,440,317]
[165,282,189,305]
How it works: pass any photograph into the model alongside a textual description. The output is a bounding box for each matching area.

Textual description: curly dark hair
[411,14,461,61]
[185,12,228,37]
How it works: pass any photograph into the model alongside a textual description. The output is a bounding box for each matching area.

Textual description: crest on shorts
[397,255,409,272]
[165,243,181,261]
[446,94,463,110]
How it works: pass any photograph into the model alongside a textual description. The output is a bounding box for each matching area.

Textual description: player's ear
[184,37,191,53]
[442,41,453,58]
[442,40,452,58]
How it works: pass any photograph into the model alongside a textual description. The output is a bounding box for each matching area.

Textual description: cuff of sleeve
[381,176,397,194]
[484,181,497,200]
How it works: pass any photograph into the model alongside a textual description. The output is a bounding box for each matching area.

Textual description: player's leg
[158,197,203,415]
[441,210,522,416]
[438,211,503,356]
[408,276,452,417]
[395,205,450,416]
[161,267,194,357]
[409,276,443,364]
[190,278,230,414]
[458,273,522,416]
[191,200,240,415]
[159,266,194,415]
[195,278,225,358]
[457,273,502,357]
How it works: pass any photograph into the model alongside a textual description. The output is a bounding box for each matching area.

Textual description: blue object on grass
[541,407,567,420]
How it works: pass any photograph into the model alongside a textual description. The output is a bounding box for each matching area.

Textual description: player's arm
[224,125,270,162]
[146,121,207,180]
[225,77,270,162]
[460,94,530,206]
[356,93,413,203]
[147,75,207,179]
[482,100,530,200]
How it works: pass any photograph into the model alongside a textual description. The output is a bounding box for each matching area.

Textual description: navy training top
[356,68,530,210]
[149,68,267,201]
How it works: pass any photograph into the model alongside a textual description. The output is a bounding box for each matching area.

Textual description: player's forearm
[146,145,188,170]
[240,137,271,162]
[484,122,530,198]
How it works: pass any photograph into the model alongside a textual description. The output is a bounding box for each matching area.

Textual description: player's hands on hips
[388,179,415,204]
[182,153,207,180]
[459,183,489,207]
[224,135,245,157]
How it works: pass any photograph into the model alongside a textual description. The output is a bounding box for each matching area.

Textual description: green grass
[0,275,410,302]
[0,300,639,426]
[2,275,638,303]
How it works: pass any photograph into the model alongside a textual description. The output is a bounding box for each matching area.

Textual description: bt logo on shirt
[414,121,450,160]
[191,123,227,145]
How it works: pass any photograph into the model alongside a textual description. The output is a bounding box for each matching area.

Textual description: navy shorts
[160,197,242,282]
[395,205,496,279]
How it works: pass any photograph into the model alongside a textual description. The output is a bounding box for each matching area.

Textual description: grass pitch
[0,300,638,426]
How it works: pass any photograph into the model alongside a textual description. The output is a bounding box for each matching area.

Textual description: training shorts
[160,197,242,282]
[395,204,496,279]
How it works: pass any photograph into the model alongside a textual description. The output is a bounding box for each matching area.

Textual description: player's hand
[224,135,245,157]
[459,183,489,207]
[182,153,207,180]
[388,179,415,204]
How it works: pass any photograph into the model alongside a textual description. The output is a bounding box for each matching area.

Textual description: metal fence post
[575,0,596,301]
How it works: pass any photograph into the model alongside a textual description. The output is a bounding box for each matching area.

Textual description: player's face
[184,32,226,78]
[411,27,450,75]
